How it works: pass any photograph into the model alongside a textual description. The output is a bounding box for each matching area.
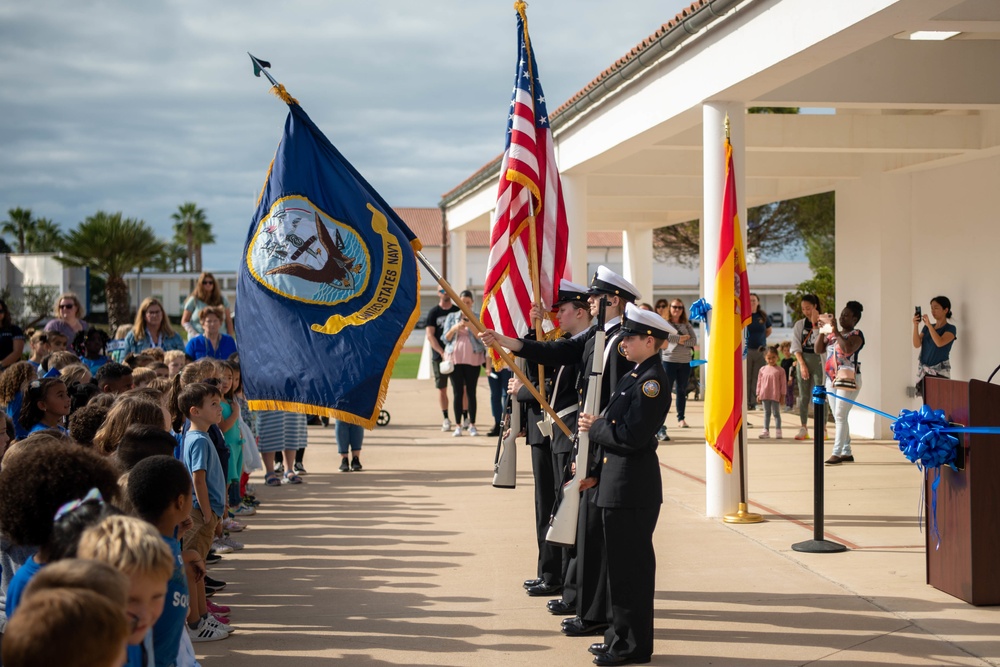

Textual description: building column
[451,229,468,293]
[703,102,746,518]
[562,174,589,284]
[622,229,653,304]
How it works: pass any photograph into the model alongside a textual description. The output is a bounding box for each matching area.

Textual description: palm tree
[1,207,33,254]
[153,243,188,273]
[191,218,216,273]
[57,211,166,331]
[171,202,214,273]
[26,217,65,253]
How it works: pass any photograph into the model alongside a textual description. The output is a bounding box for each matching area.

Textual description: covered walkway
[197,379,999,666]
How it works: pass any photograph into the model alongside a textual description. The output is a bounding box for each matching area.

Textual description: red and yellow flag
[705,136,751,472]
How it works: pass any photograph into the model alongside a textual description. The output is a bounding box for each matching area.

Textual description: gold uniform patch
[618,340,627,357]
[642,380,660,398]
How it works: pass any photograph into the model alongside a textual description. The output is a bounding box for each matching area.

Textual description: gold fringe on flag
[269,84,299,106]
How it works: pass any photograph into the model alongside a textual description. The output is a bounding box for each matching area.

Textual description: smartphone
[915,306,921,317]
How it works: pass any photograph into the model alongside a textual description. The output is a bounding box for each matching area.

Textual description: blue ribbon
[689,359,707,368]
[688,298,712,335]
[812,386,1000,549]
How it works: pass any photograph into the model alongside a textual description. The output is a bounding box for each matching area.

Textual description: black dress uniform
[517,348,562,593]
[587,341,669,662]
[519,318,630,629]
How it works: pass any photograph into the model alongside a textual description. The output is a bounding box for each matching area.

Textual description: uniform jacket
[588,355,667,509]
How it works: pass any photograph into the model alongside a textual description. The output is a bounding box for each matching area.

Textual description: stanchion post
[791,386,847,553]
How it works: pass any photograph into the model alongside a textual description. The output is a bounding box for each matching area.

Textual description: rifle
[492,378,520,489]
[545,297,606,547]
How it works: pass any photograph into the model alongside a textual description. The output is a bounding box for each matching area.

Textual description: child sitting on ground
[77,515,176,667]
[164,350,188,378]
[95,362,135,394]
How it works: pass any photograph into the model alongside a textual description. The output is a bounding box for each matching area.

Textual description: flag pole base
[723,503,764,524]
[791,538,848,553]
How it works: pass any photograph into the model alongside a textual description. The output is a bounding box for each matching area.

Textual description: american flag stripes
[481,3,569,362]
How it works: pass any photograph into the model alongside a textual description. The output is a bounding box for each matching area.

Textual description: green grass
[391,352,421,379]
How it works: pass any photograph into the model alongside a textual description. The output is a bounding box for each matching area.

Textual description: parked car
[769,312,785,327]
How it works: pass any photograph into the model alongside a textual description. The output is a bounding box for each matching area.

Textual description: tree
[1,207,32,254]
[653,192,835,272]
[152,243,189,273]
[785,266,836,321]
[57,211,165,331]
[0,284,60,329]
[171,203,214,273]
[25,217,65,253]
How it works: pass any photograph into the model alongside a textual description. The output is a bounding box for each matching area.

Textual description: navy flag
[237,98,421,428]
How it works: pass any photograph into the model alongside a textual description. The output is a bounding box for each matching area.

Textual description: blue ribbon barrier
[811,386,1000,549]
[688,298,712,335]
[689,359,707,368]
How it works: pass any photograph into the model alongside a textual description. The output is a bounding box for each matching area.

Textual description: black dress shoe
[589,643,610,656]
[526,582,562,597]
[487,425,501,437]
[562,617,609,636]
[547,599,575,615]
[523,577,543,589]
[593,653,651,666]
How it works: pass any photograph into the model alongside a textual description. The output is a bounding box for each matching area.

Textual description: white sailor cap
[588,265,641,302]
[621,303,677,338]
[553,279,590,306]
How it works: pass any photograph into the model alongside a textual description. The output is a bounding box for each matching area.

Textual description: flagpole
[526,191,547,402]
[416,250,572,438]
[723,426,763,523]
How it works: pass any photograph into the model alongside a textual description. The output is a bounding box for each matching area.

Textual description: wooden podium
[923,377,1000,606]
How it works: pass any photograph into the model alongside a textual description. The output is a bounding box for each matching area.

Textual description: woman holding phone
[443,290,486,437]
[912,296,957,395]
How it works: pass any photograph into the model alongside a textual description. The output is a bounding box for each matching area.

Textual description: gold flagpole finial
[724,114,731,140]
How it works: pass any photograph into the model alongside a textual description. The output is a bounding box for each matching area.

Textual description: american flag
[481,4,569,363]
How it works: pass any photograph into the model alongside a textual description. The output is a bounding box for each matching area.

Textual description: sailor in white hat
[479,265,638,637]
[577,302,671,665]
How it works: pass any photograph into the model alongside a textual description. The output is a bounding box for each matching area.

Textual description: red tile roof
[394,207,622,248]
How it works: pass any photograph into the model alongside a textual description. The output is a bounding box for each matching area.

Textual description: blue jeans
[335,421,364,455]
[663,361,691,421]
[488,368,512,426]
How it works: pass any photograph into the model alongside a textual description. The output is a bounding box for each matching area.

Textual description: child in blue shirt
[178,383,226,563]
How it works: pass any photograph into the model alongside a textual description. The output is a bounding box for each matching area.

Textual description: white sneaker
[441,418,451,432]
[220,535,244,551]
[758,430,770,439]
[211,539,234,554]
[207,614,232,633]
[452,426,462,437]
[468,424,478,437]
[188,618,228,642]
[462,417,471,431]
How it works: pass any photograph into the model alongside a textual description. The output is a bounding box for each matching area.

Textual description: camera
[915,306,921,318]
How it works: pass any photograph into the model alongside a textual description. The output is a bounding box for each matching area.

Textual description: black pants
[531,442,562,585]
[577,486,608,622]
[603,505,660,659]
[449,364,479,423]
[663,361,691,422]
[552,449,575,603]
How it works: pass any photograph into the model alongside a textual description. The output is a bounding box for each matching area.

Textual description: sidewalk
[199,380,1000,666]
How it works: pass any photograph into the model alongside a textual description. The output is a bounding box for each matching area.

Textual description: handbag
[439,354,455,375]
[832,367,856,390]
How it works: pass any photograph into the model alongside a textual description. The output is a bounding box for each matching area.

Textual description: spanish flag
[705,135,751,471]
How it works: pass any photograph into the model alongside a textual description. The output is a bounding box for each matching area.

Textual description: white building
[440,0,1000,514]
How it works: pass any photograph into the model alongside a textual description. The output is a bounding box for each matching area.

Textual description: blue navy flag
[237,99,421,428]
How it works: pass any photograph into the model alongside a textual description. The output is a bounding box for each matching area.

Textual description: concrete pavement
[198,379,1000,666]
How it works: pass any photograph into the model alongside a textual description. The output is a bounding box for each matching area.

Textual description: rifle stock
[546,300,606,547]
[492,388,520,489]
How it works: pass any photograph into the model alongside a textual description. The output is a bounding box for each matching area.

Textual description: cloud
[0,0,687,270]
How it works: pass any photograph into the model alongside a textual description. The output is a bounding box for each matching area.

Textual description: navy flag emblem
[642,380,660,398]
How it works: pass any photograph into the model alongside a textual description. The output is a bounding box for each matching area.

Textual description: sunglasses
[59,304,75,310]
[670,305,683,310]
[202,280,214,285]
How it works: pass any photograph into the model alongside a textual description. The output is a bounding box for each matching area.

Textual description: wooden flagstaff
[416,250,572,438]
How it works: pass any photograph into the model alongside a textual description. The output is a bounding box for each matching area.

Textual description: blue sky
[0,1,690,270]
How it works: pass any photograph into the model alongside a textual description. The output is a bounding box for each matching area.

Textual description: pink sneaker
[758,430,770,439]
[207,600,231,614]
[775,429,783,439]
